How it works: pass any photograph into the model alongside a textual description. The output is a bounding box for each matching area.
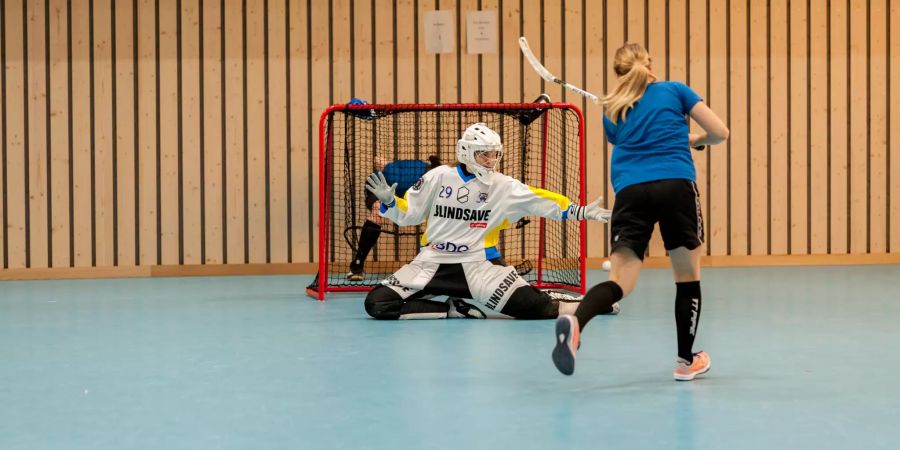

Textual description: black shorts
[610,178,704,260]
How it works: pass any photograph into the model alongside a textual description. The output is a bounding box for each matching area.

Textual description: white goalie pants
[381,258,531,313]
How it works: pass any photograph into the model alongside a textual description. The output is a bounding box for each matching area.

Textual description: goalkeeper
[347,154,443,281]
[363,122,617,320]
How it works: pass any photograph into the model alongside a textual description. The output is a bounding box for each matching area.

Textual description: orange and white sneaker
[673,351,711,381]
[552,315,580,375]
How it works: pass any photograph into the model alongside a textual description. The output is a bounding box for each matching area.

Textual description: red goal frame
[308,102,587,301]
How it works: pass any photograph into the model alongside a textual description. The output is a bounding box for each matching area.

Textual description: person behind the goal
[363,122,617,320]
[347,154,443,281]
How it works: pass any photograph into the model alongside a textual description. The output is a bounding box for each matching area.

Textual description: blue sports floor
[2,265,899,450]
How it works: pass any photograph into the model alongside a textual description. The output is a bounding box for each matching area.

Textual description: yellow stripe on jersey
[395,196,409,213]
[483,219,511,249]
[528,187,572,210]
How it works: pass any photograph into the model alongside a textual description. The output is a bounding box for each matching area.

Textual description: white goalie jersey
[379,164,579,263]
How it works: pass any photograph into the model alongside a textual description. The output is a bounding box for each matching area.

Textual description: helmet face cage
[457,123,503,184]
[473,146,503,166]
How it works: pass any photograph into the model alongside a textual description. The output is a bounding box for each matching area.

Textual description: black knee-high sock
[675,281,702,362]
[574,281,623,330]
[352,220,382,268]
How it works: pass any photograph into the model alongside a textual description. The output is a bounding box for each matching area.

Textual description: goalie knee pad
[499,286,559,320]
[364,286,403,320]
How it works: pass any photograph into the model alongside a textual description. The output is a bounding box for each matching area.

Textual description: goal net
[307,101,586,300]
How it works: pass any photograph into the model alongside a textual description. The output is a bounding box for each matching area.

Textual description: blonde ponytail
[602,43,654,124]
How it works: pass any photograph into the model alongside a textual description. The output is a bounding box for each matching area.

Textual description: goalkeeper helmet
[457,123,503,185]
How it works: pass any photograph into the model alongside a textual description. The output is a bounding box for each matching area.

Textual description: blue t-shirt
[382,160,431,197]
[603,81,702,193]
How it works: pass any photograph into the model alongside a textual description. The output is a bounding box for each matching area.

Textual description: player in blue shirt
[551,42,729,381]
[347,155,444,281]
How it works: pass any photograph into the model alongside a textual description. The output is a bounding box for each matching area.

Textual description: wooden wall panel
[646,0,664,71]
[748,0,767,255]
[829,0,849,254]
[868,0,887,254]
[584,0,605,258]
[809,0,828,254]
[418,0,437,103]
[72,0,93,266]
[375,0,394,103]
[499,0,518,104]
[201,0,225,264]
[137,0,157,266]
[4,0,27,269]
[159,0,179,265]
[891,0,900,252]
[224,0,244,264]
[459,0,479,103]
[729,0,748,256]
[245,0,266,263]
[605,0,624,258]
[707,0,728,256]
[93,0,114,268]
[848,0,866,254]
[0,0,5,270]
[789,0,809,254]
[626,0,645,45]
[542,0,563,103]
[687,0,709,255]
[669,0,687,83]
[49,0,71,268]
[439,0,458,104]
[113,0,136,267]
[396,0,417,103]
[520,0,540,102]
[3,0,899,280]
[27,0,49,269]
[181,0,202,265]
[769,0,788,256]
[308,0,329,264]
[289,0,310,263]
[267,0,288,263]
[352,0,373,100]
[480,0,500,104]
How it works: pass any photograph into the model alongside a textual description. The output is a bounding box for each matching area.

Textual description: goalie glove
[365,172,398,207]
[566,196,611,222]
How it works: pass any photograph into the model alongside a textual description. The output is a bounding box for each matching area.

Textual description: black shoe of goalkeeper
[346,260,365,281]
[446,298,486,319]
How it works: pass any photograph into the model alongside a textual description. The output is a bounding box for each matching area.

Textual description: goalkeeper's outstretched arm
[506,181,610,222]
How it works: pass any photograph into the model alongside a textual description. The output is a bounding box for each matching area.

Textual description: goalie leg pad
[365,286,452,320]
[364,286,405,319]
[380,258,439,299]
[499,286,560,320]
[462,260,531,313]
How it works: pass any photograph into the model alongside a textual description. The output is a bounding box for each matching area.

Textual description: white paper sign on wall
[466,10,497,54]
[424,10,455,54]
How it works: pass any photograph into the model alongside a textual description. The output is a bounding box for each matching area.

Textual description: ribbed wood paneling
[0,0,897,278]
